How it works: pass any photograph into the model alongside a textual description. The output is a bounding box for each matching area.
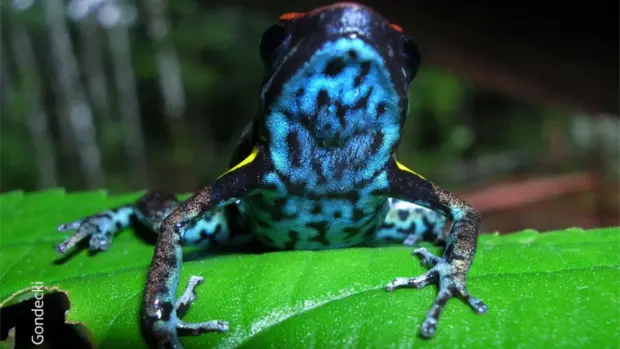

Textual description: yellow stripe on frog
[217,147,259,179]
[395,160,426,180]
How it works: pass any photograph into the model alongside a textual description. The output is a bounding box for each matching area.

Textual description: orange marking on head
[279,12,306,21]
[389,23,403,33]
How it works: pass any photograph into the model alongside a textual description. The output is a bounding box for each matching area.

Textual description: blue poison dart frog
[55,2,487,348]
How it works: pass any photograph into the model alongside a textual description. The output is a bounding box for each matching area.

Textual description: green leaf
[1,190,618,348]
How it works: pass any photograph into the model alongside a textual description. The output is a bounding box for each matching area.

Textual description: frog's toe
[151,319,228,349]
[57,219,83,232]
[452,281,488,314]
[385,269,435,291]
[175,275,204,318]
[412,247,442,267]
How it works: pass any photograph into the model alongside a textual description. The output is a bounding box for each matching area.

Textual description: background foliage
[1,1,617,206]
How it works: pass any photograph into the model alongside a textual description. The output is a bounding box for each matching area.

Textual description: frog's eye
[260,24,288,65]
[402,37,420,80]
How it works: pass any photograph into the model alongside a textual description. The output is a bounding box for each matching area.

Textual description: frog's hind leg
[56,191,239,341]
[372,198,448,247]
[56,191,240,254]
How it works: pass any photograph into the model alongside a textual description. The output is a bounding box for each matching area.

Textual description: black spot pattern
[307,221,331,246]
[371,132,383,152]
[353,61,371,87]
[397,209,409,221]
[335,103,347,127]
[352,86,372,110]
[161,254,178,269]
[286,131,302,167]
[317,89,330,107]
[284,230,299,249]
[269,197,287,221]
[158,301,174,321]
[312,160,327,185]
[324,58,346,76]
[343,227,360,240]
[352,208,366,221]
[376,102,386,117]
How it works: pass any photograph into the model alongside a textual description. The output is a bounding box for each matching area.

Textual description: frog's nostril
[347,49,358,60]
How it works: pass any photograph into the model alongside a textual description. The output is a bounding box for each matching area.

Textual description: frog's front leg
[384,158,488,338]
[143,147,268,349]
[56,204,136,253]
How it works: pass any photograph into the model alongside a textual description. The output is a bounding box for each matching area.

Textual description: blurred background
[0,0,618,234]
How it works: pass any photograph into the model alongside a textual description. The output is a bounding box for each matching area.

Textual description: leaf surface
[1,190,618,348]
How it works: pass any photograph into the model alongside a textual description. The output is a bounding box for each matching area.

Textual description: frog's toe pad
[420,317,437,337]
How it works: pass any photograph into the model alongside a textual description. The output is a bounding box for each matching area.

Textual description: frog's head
[259,2,419,151]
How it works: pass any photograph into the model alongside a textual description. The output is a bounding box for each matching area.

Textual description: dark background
[1,0,618,234]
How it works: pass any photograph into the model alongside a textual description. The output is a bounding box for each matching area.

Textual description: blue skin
[56,3,487,348]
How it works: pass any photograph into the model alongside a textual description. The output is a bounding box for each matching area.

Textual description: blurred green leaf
[409,68,467,120]
[1,190,618,348]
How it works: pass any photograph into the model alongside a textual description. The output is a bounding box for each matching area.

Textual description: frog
[55,2,488,348]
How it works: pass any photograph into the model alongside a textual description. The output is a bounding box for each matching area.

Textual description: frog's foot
[385,247,488,338]
[149,276,228,348]
[56,215,118,254]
